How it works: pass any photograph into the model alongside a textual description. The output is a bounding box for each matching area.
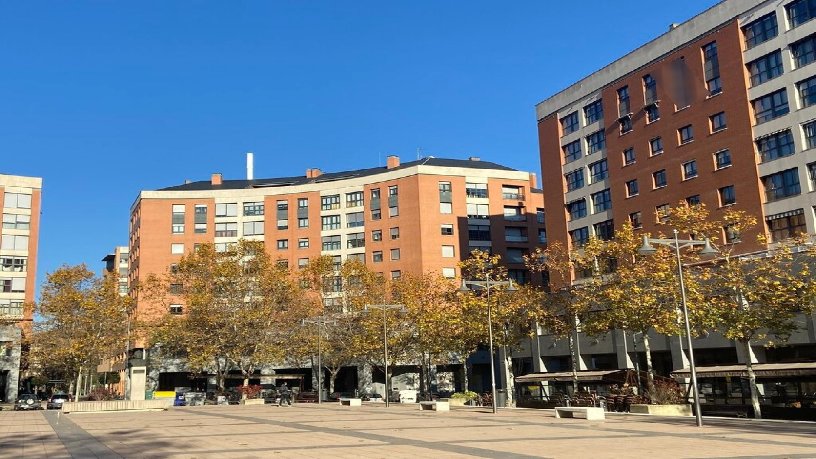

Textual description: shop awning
[673,362,816,378]
[516,370,621,383]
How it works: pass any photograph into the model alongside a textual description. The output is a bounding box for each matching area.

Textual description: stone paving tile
[0,410,69,458]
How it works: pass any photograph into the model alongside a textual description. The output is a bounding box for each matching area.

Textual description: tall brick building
[0,174,42,402]
[529,0,816,393]
[129,155,545,393]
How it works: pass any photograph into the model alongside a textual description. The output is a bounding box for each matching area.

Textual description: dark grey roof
[158,157,519,191]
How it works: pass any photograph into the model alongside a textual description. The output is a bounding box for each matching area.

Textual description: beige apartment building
[530,0,816,410]
[0,174,42,403]
[129,155,545,393]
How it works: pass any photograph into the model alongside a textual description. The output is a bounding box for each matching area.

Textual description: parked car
[47,394,71,410]
[15,394,43,411]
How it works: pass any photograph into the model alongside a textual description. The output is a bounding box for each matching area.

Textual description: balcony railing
[503,215,526,222]
[466,190,488,199]
[505,235,529,243]
[502,192,525,200]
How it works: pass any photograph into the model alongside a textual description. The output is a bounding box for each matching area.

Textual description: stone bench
[419,401,449,412]
[554,406,605,420]
[62,399,172,413]
[339,398,362,406]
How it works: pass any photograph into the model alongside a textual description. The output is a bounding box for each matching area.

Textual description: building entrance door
[0,370,8,402]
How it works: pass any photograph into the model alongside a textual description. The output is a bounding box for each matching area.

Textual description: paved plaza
[0,403,815,458]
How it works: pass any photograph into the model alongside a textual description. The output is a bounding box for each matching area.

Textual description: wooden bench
[554,406,605,420]
[339,398,362,407]
[419,401,449,412]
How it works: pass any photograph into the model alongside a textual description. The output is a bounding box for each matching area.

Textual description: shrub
[237,384,263,399]
[451,390,478,400]
[647,379,686,405]
[86,387,119,401]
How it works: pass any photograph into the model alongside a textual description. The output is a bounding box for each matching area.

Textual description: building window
[3,193,31,209]
[586,130,606,154]
[277,239,289,250]
[467,203,489,220]
[372,229,382,241]
[629,212,642,229]
[371,209,381,220]
[441,224,454,236]
[617,86,630,116]
[442,245,455,258]
[588,159,608,183]
[501,185,523,200]
[619,116,632,134]
[439,181,453,204]
[570,227,590,248]
[1,214,30,231]
[655,204,670,224]
[788,0,816,28]
[321,215,341,230]
[169,305,183,315]
[625,179,639,197]
[648,137,663,157]
[215,203,237,217]
[594,220,614,241]
[798,75,816,109]
[390,227,400,240]
[346,191,364,208]
[171,204,185,234]
[440,202,452,214]
[763,168,801,202]
[214,222,238,237]
[566,199,587,221]
[244,202,264,216]
[702,41,721,96]
[298,238,309,249]
[584,100,603,124]
[468,224,491,241]
[678,125,694,144]
[743,12,778,49]
[748,50,784,88]
[465,182,488,198]
[0,234,28,251]
[442,267,456,278]
[390,270,401,280]
[388,206,399,217]
[809,162,816,189]
[767,209,806,242]
[298,198,309,208]
[756,130,795,162]
[322,235,341,251]
[536,208,545,224]
[653,170,667,188]
[321,195,340,210]
[505,226,527,243]
[565,169,585,191]
[347,232,365,249]
[194,205,207,233]
[643,74,658,105]
[804,121,816,149]
[0,256,27,272]
[623,147,636,165]
[714,150,732,170]
[0,278,25,293]
[591,189,612,213]
[243,221,264,236]
[682,161,698,180]
[503,206,525,221]
[645,105,660,123]
[563,140,582,163]
[753,89,789,124]
[346,211,364,228]
[171,243,184,255]
[686,195,701,206]
[390,248,400,261]
[719,185,736,206]
[561,111,579,135]
[710,112,727,132]
[373,251,383,263]
[298,218,309,228]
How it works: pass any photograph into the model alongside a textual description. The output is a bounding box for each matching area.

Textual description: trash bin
[174,391,187,406]
[496,389,507,408]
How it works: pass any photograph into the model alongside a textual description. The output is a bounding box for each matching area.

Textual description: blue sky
[0,0,717,292]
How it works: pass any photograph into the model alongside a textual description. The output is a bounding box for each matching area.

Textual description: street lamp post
[364,304,404,408]
[638,229,717,428]
[302,316,337,404]
[460,274,517,414]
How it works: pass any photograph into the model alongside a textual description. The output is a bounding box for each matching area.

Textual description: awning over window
[765,208,804,221]
[516,370,621,383]
[673,362,816,379]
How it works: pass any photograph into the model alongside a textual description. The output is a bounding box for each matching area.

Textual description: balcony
[505,235,529,243]
[502,192,525,200]
[503,215,526,222]
[0,306,24,321]
[466,190,488,199]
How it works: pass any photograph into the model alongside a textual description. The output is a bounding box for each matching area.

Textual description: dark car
[14,394,43,411]
[47,393,70,410]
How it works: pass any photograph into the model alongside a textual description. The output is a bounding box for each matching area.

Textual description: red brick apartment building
[0,174,42,403]
[128,155,545,393]
[529,0,816,394]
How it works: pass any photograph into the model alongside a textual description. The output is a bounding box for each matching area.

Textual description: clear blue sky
[0,0,717,293]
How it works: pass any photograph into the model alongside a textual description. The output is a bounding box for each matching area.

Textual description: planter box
[442,398,466,407]
[240,399,266,406]
[62,400,172,413]
[630,404,692,416]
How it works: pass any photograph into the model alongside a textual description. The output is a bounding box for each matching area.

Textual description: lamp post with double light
[638,229,717,428]
[459,274,517,414]
[364,304,404,407]
[302,316,337,404]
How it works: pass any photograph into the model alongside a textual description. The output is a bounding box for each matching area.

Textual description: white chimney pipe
[246,152,254,180]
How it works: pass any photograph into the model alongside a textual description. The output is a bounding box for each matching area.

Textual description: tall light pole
[638,229,717,428]
[364,304,404,407]
[302,316,337,404]
[460,274,517,414]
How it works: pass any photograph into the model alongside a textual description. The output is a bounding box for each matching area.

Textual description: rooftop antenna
[417,147,423,160]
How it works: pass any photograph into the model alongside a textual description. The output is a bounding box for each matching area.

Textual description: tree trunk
[242,376,249,400]
[75,369,82,401]
[642,333,655,393]
[329,369,340,394]
[503,348,515,407]
[462,361,470,393]
[741,340,762,419]
[568,335,578,394]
